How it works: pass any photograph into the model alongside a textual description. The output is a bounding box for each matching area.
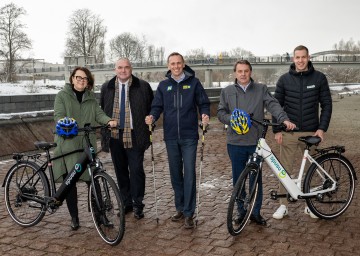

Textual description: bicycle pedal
[270,190,288,200]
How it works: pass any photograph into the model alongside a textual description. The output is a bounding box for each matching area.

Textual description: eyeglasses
[74,76,89,82]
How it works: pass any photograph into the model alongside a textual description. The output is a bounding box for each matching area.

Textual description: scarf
[111,77,132,148]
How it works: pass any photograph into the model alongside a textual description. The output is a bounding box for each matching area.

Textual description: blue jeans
[227,144,263,216]
[165,139,198,217]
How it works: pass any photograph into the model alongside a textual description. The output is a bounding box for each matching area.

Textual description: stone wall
[0,101,219,158]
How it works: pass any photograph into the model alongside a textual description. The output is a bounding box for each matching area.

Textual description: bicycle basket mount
[56,117,78,137]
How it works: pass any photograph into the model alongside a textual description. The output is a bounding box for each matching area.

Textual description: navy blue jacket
[150,65,210,140]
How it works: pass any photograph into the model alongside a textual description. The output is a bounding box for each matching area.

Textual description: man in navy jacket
[145,52,210,229]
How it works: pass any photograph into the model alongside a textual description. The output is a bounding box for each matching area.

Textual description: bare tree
[147,44,155,64]
[229,47,254,58]
[108,32,147,63]
[333,38,360,52]
[0,3,32,82]
[64,9,107,63]
[185,48,206,60]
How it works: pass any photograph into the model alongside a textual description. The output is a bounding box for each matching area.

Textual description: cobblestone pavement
[0,120,359,256]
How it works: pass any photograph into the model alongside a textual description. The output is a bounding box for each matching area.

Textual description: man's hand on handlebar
[283,120,296,131]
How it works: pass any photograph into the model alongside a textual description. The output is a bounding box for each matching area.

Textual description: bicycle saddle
[298,136,321,146]
[34,141,57,150]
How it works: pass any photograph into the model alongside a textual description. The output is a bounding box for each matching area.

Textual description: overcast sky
[3,0,360,64]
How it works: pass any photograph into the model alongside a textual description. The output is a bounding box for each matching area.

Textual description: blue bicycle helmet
[230,109,252,135]
[56,117,78,137]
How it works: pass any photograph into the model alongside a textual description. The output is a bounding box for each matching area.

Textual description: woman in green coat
[53,66,117,230]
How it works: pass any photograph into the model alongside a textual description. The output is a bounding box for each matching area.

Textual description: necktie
[119,84,126,129]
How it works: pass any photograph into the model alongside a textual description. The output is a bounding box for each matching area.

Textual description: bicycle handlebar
[250,116,299,132]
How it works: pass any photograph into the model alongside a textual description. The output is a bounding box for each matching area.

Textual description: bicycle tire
[4,161,49,227]
[227,166,259,236]
[303,153,355,219]
[89,170,125,246]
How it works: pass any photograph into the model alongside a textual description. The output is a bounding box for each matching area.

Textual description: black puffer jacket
[100,75,154,151]
[273,61,332,133]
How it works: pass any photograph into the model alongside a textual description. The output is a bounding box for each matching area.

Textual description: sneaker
[272,205,288,220]
[304,207,318,219]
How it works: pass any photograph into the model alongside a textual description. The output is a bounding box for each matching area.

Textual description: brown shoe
[171,211,184,222]
[184,216,194,229]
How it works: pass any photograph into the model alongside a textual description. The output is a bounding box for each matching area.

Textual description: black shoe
[250,214,267,226]
[134,208,144,220]
[171,211,184,222]
[184,216,194,229]
[71,217,80,230]
[99,215,114,227]
[124,205,133,214]
[234,211,246,225]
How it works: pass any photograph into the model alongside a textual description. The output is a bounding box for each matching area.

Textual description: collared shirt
[118,79,133,129]
[236,81,251,92]
[171,72,185,83]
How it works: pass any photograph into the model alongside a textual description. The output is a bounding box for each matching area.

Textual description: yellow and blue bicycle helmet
[56,117,78,137]
[230,109,252,135]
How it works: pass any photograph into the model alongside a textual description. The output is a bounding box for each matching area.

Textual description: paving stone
[0,119,359,255]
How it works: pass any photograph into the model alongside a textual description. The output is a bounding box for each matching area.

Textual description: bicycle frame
[5,125,103,209]
[255,138,337,200]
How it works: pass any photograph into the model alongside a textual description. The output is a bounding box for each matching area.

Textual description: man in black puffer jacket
[100,58,154,220]
[272,45,332,220]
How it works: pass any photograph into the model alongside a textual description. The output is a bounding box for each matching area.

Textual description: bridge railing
[15,54,360,74]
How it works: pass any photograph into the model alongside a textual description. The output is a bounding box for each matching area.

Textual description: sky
[2,0,360,64]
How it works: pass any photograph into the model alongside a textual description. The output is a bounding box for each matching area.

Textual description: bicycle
[227,116,357,236]
[2,123,125,246]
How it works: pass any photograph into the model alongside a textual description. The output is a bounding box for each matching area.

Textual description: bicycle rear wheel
[89,171,125,246]
[303,153,355,219]
[227,166,259,236]
[4,161,49,227]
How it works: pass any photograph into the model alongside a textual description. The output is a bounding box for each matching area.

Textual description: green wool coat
[53,84,111,182]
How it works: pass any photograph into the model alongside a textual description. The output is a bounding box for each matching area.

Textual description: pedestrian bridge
[16,50,360,87]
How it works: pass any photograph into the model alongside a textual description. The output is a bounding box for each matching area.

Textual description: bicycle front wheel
[303,153,355,219]
[89,171,125,246]
[227,165,259,236]
[4,161,49,227]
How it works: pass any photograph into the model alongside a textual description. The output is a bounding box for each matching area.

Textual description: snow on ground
[0,80,359,96]
[0,80,64,95]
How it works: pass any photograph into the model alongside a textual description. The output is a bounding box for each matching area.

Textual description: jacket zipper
[299,73,303,129]
[177,82,180,139]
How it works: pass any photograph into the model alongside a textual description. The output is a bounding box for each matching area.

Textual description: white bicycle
[227,116,357,236]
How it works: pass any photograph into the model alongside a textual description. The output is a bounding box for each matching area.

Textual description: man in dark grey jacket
[272,45,332,220]
[217,60,295,226]
[100,58,153,220]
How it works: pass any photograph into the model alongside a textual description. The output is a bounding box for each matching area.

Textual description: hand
[314,129,325,141]
[201,114,209,126]
[108,120,117,128]
[283,120,296,131]
[274,132,283,144]
[145,115,154,125]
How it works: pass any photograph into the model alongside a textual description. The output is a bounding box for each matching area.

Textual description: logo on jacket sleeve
[183,85,191,89]
[167,86,172,91]
[307,85,316,89]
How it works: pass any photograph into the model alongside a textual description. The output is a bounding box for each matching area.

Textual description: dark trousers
[165,139,198,217]
[65,185,78,219]
[227,144,263,216]
[109,133,145,210]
